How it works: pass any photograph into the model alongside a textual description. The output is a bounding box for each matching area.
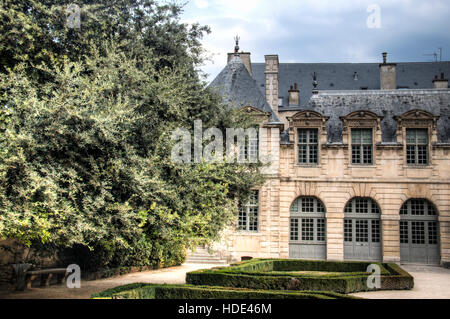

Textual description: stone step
[185,256,223,262]
[184,259,227,265]
[189,253,221,258]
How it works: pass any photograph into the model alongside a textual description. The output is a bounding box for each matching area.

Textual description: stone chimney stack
[227,52,252,76]
[227,36,252,76]
[432,72,449,89]
[379,52,397,90]
[265,55,279,116]
[288,83,300,106]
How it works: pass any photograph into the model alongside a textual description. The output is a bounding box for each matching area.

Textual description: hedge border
[186,259,414,294]
[92,284,359,299]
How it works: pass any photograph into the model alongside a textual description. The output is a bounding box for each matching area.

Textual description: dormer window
[406,128,428,165]
[394,109,439,167]
[286,111,329,167]
[351,129,373,164]
[340,110,382,167]
[298,128,318,164]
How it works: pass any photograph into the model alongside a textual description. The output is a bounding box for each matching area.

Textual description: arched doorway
[344,197,382,261]
[400,199,440,264]
[289,196,326,260]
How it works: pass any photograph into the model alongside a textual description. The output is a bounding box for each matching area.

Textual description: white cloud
[181,0,450,82]
[194,0,209,9]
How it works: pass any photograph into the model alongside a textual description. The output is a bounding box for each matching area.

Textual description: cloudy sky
[179,0,450,82]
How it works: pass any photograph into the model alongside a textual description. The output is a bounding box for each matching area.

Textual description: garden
[92,258,414,299]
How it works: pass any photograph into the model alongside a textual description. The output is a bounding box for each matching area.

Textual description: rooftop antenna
[423,52,438,62]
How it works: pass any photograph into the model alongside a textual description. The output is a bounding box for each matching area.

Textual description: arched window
[290,197,326,242]
[344,197,382,261]
[400,199,440,264]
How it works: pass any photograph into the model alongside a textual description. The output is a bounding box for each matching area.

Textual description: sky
[178,0,450,83]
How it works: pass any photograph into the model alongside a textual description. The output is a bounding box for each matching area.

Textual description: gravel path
[1,263,449,299]
[0,263,221,299]
[351,264,450,299]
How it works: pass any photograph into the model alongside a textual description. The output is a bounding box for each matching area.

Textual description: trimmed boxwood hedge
[185,259,413,294]
[92,284,359,299]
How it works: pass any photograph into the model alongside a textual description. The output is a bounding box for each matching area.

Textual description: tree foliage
[0,1,265,269]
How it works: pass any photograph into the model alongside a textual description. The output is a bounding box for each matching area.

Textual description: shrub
[92,284,359,299]
[186,259,413,294]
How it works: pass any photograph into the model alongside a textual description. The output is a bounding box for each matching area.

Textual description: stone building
[208,43,450,266]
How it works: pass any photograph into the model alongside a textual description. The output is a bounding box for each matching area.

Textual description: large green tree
[0,1,265,270]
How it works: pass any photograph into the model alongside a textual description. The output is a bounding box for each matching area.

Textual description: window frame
[237,190,259,232]
[405,128,429,166]
[351,128,373,165]
[289,197,326,244]
[297,128,319,165]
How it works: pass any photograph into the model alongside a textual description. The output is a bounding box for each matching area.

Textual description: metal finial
[234,35,240,54]
[312,72,318,94]
[312,72,318,88]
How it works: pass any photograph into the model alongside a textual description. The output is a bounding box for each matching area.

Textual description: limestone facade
[215,54,450,266]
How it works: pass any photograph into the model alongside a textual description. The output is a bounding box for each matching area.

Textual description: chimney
[227,36,252,76]
[379,52,397,90]
[432,72,449,89]
[288,83,300,106]
[265,55,279,116]
[227,52,252,76]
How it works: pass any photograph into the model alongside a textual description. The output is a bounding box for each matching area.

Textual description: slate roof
[211,57,450,143]
[251,61,450,108]
[306,90,450,143]
[209,56,280,122]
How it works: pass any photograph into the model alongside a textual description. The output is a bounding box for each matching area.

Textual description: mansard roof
[307,90,450,143]
[251,61,450,108]
[209,56,280,122]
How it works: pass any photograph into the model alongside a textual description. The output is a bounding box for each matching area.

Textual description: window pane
[302,218,314,241]
[411,221,425,244]
[362,145,372,164]
[290,198,299,213]
[301,197,314,213]
[238,206,247,230]
[290,218,299,241]
[344,219,352,242]
[352,145,361,164]
[411,199,425,215]
[400,221,409,244]
[238,190,259,231]
[317,218,325,242]
[355,198,369,214]
[406,129,415,144]
[406,145,416,164]
[361,129,372,144]
[355,220,369,242]
[248,207,258,231]
[352,130,361,144]
[309,145,318,164]
[299,145,307,163]
[416,129,428,144]
[309,129,318,143]
[417,145,427,164]
[298,129,318,164]
[371,220,380,243]
[428,222,438,245]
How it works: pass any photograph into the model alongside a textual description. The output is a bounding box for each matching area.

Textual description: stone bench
[25,268,69,289]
